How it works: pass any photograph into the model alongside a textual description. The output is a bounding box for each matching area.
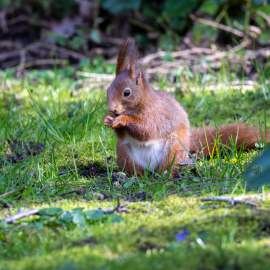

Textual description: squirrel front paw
[111,115,127,129]
[103,113,116,127]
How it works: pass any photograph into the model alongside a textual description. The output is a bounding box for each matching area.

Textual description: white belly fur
[123,134,164,171]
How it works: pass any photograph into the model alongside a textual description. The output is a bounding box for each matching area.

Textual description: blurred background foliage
[0,0,270,56]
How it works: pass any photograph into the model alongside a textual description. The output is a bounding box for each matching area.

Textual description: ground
[0,63,270,270]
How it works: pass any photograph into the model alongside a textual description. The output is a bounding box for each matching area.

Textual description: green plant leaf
[34,222,44,229]
[85,210,104,221]
[89,29,101,44]
[79,59,90,68]
[39,207,63,216]
[124,180,135,188]
[60,211,73,223]
[93,56,104,67]
[49,33,67,47]
[69,36,87,51]
[72,207,84,212]
[73,212,86,227]
[101,0,141,14]
[15,130,24,138]
[163,0,200,18]
[0,221,8,229]
[110,214,124,223]
[199,0,219,15]
[192,24,218,45]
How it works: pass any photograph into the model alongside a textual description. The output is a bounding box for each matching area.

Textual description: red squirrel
[103,39,270,176]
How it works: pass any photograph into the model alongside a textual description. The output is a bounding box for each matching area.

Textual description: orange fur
[104,39,270,176]
[190,124,270,156]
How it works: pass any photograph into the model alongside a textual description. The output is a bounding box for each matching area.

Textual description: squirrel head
[107,39,149,115]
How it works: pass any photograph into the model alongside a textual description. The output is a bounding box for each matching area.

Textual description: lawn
[0,61,270,270]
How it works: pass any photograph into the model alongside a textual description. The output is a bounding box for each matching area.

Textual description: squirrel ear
[130,63,142,85]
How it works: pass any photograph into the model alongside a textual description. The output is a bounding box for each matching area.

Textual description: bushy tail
[190,124,270,156]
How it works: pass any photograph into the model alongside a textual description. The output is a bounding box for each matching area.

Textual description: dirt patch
[0,138,44,168]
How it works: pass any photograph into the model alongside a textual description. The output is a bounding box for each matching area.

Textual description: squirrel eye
[124,89,131,97]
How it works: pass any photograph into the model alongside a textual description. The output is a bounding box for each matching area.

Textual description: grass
[0,61,270,270]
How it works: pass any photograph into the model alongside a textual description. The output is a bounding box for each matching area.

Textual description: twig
[36,42,86,60]
[15,186,26,202]
[6,15,50,28]
[2,209,39,223]
[0,41,18,49]
[201,196,258,206]
[0,9,8,33]
[189,14,246,38]
[12,59,67,70]
[246,47,270,59]
[77,71,114,80]
[0,50,21,61]
[183,37,196,49]
[229,39,251,54]
[243,109,259,123]
[0,186,27,201]
[101,36,125,45]
[256,11,270,27]
[140,48,219,65]
[0,189,18,198]
[163,189,182,197]
[188,81,258,92]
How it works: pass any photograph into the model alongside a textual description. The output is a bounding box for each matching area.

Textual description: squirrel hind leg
[157,134,190,176]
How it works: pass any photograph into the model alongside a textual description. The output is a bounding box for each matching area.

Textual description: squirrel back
[104,39,269,176]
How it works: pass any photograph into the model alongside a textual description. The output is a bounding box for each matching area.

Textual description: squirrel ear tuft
[128,40,142,85]
[115,38,133,76]
[116,38,142,84]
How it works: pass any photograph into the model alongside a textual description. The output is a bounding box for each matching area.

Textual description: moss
[1,196,270,269]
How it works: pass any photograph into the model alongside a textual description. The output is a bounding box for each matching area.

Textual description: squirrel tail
[190,123,270,156]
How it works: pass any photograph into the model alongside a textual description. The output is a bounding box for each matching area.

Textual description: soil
[0,138,44,168]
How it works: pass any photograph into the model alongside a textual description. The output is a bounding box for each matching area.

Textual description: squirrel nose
[108,103,123,114]
[108,103,118,113]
